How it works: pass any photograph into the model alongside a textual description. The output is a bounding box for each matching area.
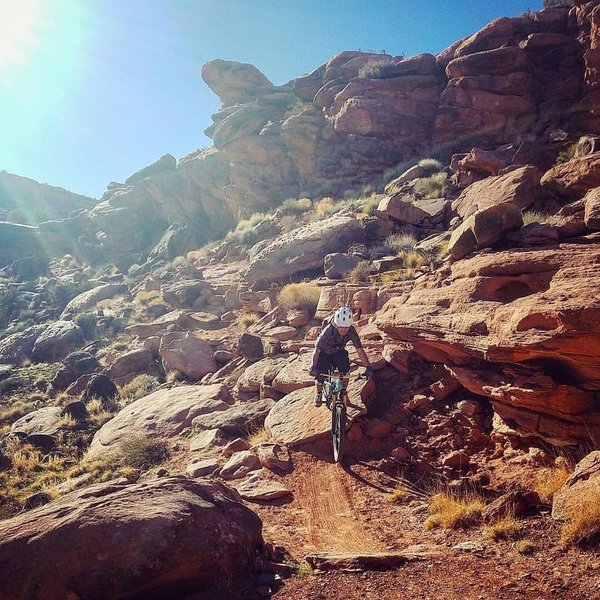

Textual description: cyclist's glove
[309,367,319,378]
[363,367,374,378]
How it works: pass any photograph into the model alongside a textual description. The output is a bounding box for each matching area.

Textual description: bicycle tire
[332,402,346,463]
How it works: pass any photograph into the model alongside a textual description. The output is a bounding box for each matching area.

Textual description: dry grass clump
[424,492,484,530]
[534,466,570,504]
[85,398,115,427]
[134,290,162,306]
[522,210,549,226]
[400,250,426,269]
[237,312,261,330]
[560,500,600,547]
[384,232,417,254]
[119,374,161,407]
[277,283,321,314]
[281,197,312,215]
[379,268,417,283]
[117,433,168,470]
[555,143,577,165]
[247,426,271,446]
[349,261,371,284]
[413,172,446,199]
[486,517,522,541]
[0,398,31,425]
[313,197,338,220]
[358,193,383,217]
[417,157,445,175]
[227,212,274,246]
[515,539,536,554]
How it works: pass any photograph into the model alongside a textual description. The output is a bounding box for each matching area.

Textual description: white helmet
[333,307,353,327]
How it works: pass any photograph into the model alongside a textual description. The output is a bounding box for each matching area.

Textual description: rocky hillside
[0,2,600,599]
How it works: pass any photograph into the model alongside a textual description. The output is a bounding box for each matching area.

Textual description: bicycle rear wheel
[331,402,346,463]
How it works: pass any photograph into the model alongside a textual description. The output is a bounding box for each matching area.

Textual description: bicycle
[319,369,348,463]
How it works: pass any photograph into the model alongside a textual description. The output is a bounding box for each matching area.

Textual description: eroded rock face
[376,242,600,445]
[0,477,262,600]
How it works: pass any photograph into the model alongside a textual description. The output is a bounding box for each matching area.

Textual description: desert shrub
[358,59,397,79]
[74,312,97,339]
[485,517,522,541]
[280,197,312,215]
[417,157,444,176]
[400,250,426,269]
[349,261,371,284]
[247,426,271,446]
[119,375,161,406]
[279,215,299,233]
[227,212,274,246]
[380,159,414,187]
[522,210,548,225]
[358,193,383,217]
[46,280,94,310]
[313,197,338,220]
[534,466,570,504]
[117,433,168,470]
[555,143,577,165]
[278,283,321,314]
[379,268,416,283]
[515,539,536,554]
[237,312,260,329]
[424,492,484,529]
[413,172,446,199]
[384,232,417,254]
[560,500,600,546]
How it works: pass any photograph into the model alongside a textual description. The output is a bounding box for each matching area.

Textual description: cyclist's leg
[314,352,332,406]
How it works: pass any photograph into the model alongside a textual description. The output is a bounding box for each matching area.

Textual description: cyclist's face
[336,325,350,335]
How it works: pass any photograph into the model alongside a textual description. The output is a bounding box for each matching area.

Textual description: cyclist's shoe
[314,392,322,407]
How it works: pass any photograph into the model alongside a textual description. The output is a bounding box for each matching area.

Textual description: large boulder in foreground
[243,216,364,285]
[265,374,374,446]
[0,477,262,600]
[88,384,233,456]
[376,242,600,445]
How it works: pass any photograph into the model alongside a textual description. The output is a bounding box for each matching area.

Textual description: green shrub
[46,280,94,310]
[118,434,168,469]
[278,283,321,314]
[413,172,446,199]
[358,193,383,217]
[555,143,577,165]
[74,312,97,339]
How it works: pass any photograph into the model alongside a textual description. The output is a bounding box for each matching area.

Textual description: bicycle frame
[319,369,347,462]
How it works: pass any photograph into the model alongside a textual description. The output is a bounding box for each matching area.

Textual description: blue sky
[0,0,542,199]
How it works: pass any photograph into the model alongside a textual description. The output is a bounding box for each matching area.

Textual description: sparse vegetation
[379,268,417,283]
[534,466,570,504]
[424,492,484,530]
[358,59,397,79]
[349,261,371,284]
[413,172,446,199]
[555,143,577,165]
[515,539,536,554]
[358,193,383,217]
[237,312,261,329]
[277,283,321,314]
[117,433,168,470]
[559,499,600,547]
[119,374,161,407]
[280,197,312,215]
[522,210,548,226]
[226,212,275,246]
[383,232,417,254]
[74,312,97,339]
[417,158,445,176]
[247,426,271,446]
[486,517,522,541]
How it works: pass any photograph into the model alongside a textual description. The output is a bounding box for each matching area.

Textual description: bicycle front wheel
[331,402,346,463]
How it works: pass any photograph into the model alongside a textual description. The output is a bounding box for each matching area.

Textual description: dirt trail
[297,455,386,554]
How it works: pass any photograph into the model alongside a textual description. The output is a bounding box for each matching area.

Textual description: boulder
[451,166,542,218]
[552,451,600,521]
[219,450,262,480]
[235,471,292,502]
[583,187,600,229]
[60,284,126,319]
[541,153,600,198]
[105,348,161,382]
[0,477,262,600]
[186,458,221,478]
[237,357,288,393]
[159,332,217,379]
[449,202,523,259]
[11,406,63,438]
[62,351,100,375]
[243,216,364,285]
[238,332,265,361]
[255,442,292,472]
[161,280,213,309]
[191,398,275,435]
[88,384,233,455]
[30,321,84,363]
[324,253,364,279]
[376,194,432,226]
[81,374,118,407]
[265,375,374,447]
[271,353,313,394]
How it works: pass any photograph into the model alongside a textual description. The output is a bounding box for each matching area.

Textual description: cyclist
[309,306,373,407]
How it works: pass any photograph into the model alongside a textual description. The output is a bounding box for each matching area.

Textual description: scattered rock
[235,471,292,502]
[220,450,262,480]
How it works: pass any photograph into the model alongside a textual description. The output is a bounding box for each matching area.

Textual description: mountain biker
[309,306,373,407]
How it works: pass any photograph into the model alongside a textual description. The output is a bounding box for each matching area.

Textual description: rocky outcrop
[376,242,600,445]
[88,384,233,455]
[0,477,262,600]
[243,216,364,284]
[0,222,48,278]
[60,283,126,319]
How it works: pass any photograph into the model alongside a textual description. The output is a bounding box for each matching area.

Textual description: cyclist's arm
[310,349,321,373]
[348,327,371,369]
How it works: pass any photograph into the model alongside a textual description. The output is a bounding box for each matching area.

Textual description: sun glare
[0,0,44,82]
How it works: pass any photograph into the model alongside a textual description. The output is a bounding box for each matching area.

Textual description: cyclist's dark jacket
[315,322,362,355]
